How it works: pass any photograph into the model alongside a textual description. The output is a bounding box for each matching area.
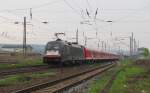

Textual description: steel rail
[12,62,116,93]
[0,65,50,78]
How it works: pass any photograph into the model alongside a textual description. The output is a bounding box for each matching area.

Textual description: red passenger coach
[83,48,92,60]
[83,47,119,62]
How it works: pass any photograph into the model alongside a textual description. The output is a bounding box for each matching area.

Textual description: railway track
[100,69,122,93]
[0,65,50,78]
[12,62,116,93]
[0,62,110,78]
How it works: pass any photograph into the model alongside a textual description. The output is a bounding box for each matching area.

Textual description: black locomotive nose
[43,55,61,64]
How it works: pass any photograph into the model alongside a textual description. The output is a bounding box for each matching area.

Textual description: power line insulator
[42,21,48,24]
[14,21,19,24]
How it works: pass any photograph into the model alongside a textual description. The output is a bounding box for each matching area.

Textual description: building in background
[1,44,33,53]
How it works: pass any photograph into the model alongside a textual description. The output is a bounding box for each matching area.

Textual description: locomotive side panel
[70,45,84,61]
[61,44,84,63]
[61,45,72,62]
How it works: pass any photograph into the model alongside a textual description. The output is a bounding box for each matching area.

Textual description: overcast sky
[0,0,150,51]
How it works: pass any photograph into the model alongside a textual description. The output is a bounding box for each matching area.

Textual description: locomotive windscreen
[44,42,62,56]
[46,43,60,51]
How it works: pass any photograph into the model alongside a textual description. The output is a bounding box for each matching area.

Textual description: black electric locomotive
[43,39,84,65]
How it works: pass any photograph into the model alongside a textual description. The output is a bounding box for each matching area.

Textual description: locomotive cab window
[46,43,60,50]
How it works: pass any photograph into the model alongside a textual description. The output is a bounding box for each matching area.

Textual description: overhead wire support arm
[94,8,98,19]
[30,8,32,20]
[86,0,93,13]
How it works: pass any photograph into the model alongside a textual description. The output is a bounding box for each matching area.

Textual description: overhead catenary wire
[63,0,85,19]
[0,15,16,23]
[0,0,84,20]
[31,0,64,9]
[0,0,149,19]
[0,0,64,12]
[0,0,149,46]
[1,9,53,37]
[1,0,149,24]
[72,0,83,10]
[1,9,81,39]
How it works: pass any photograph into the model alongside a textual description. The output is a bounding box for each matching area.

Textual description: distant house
[138,47,145,55]
[137,47,146,59]
[1,45,33,53]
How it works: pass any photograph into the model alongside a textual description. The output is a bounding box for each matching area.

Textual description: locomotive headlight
[46,50,60,56]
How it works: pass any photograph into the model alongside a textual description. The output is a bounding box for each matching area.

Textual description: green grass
[120,58,132,66]
[88,68,117,93]
[0,58,45,70]
[0,75,30,86]
[0,71,55,86]
[109,60,145,93]
[125,73,150,93]
[109,70,126,93]
[124,61,150,93]
[88,59,149,93]
[30,71,55,78]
